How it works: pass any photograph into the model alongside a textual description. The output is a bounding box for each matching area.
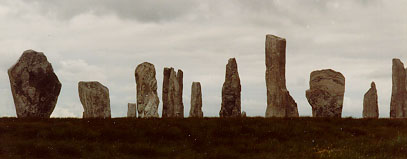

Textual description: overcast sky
[0,0,406,118]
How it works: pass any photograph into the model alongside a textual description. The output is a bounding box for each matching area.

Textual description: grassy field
[0,117,406,159]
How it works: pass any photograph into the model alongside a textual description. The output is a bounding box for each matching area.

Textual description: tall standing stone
[363,82,379,118]
[78,81,111,118]
[390,59,407,118]
[8,50,62,118]
[162,68,172,117]
[176,70,184,117]
[135,62,159,118]
[127,103,137,118]
[190,82,203,117]
[162,68,184,118]
[220,58,241,117]
[305,69,345,117]
[265,34,299,117]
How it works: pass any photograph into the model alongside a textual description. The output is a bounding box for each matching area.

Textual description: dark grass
[0,117,407,159]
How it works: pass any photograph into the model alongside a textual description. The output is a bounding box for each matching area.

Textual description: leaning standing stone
[305,69,345,117]
[265,34,299,117]
[220,58,241,117]
[8,50,62,118]
[189,82,203,117]
[78,81,111,118]
[363,82,379,118]
[127,103,137,118]
[135,62,159,118]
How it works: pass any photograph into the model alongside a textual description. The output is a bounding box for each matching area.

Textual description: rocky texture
[265,34,299,117]
[177,70,184,117]
[79,81,111,118]
[127,103,137,118]
[220,58,241,117]
[135,62,159,118]
[189,82,203,118]
[363,82,379,118]
[390,59,407,118]
[162,68,184,118]
[306,69,345,117]
[8,50,61,118]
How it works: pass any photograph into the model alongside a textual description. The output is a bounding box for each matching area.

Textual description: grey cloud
[19,0,198,22]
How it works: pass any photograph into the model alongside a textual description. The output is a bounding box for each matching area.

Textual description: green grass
[0,117,406,159]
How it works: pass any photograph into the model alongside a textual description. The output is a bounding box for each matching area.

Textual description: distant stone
[8,50,62,118]
[220,58,241,117]
[135,62,159,118]
[189,82,203,118]
[390,59,407,118]
[265,34,299,117]
[241,111,247,117]
[162,68,184,118]
[78,81,111,118]
[127,103,137,118]
[305,69,345,117]
[363,82,379,118]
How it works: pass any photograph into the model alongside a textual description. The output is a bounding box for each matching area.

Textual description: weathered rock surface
[265,34,299,117]
[220,58,241,117]
[390,59,407,118]
[363,82,379,118]
[127,103,137,118]
[135,62,159,118]
[8,50,62,118]
[162,68,184,118]
[176,70,184,117]
[305,69,345,117]
[189,82,203,118]
[79,81,111,118]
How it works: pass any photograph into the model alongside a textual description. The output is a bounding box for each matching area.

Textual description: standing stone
[162,68,172,117]
[390,59,407,118]
[8,50,61,118]
[305,69,345,117]
[176,70,184,117]
[135,62,159,118]
[363,82,379,118]
[265,34,299,117]
[162,68,184,118]
[78,81,111,118]
[127,103,137,118]
[220,58,241,117]
[189,82,203,117]
[241,111,247,117]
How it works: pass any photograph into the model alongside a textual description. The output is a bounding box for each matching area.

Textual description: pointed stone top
[226,58,239,77]
[371,81,376,88]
